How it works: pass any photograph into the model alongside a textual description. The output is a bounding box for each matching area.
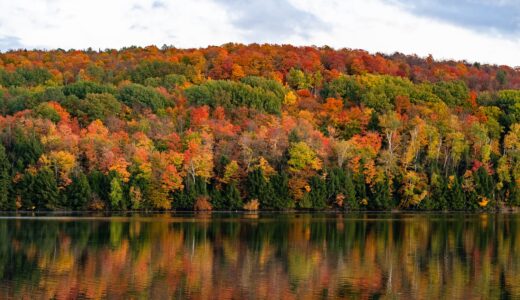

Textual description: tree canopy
[0,44,518,211]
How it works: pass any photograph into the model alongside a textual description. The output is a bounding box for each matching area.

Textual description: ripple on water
[0,213,517,299]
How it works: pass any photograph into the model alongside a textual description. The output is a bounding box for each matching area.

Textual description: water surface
[0,213,517,299]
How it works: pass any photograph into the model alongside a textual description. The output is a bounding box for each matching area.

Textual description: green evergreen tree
[271,172,294,209]
[209,185,224,210]
[370,179,393,210]
[327,168,357,210]
[173,177,208,210]
[353,173,367,208]
[65,172,92,210]
[11,131,43,172]
[509,181,520,207]
[246,169,277,209]
[89,171,111,205]
[109,177,124,210]
[422,174,448,211]
[343,171,357,210]
[21,168,59,210]
[448,176,466,210]
[307,176,328,210]
[475,167,494,198]
[0,144,11,210]
[222,183,243,210]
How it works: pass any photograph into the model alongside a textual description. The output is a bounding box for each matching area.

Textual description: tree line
[0,44,519,210]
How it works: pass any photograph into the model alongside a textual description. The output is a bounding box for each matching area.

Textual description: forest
[0,43,519,211]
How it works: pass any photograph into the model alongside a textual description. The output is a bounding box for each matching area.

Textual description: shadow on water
[0,212,517,299]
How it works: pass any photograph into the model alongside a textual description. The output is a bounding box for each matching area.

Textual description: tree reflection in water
[0,213,517,299]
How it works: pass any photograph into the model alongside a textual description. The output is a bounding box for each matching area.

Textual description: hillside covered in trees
[0,43,519,211]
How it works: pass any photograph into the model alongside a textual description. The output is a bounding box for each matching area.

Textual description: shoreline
[1,208,520,214]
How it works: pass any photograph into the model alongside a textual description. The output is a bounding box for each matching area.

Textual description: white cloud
[0,0,519,66]
[0,0,243,50]
[290,0,520,66]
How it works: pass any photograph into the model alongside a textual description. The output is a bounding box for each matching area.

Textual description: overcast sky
[1,0,519,66]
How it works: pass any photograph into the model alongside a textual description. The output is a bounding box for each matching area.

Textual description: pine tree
[271,172,294,209]
[246,169,263,200]
[448,176,466,210]
[172,177,208,210]
[510,182,520,207]
[109,177,124,210]
[475,167,494,198]
[65,172,92,210]
[223,183,242,210]
[353,173,367,208]
[344,171,357,210]
[423,174,448,211]
[22,168,59,210]
[246,169,276,209]
[0,144,11,210]
[89,171,111,205]
[11,131,43,172]
[210,184,224,210]
[327,168,357,210]
[307,176,328,210]
[370,179,392,210]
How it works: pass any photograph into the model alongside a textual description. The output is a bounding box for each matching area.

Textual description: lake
[0,213,517,299]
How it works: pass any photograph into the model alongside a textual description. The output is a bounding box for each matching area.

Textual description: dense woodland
[0,43,519,211]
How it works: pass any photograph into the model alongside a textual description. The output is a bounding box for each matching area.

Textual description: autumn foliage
[0,43,519,210]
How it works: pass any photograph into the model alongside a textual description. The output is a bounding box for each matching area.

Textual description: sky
[0,0,519,66]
